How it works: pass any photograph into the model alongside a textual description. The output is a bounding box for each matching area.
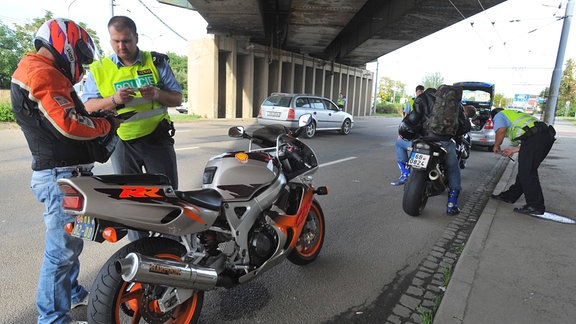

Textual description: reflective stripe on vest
[500,110,539,145]
[89,51,168,140]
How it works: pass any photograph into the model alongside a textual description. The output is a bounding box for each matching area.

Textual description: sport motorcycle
[402,135,469,217]
[57,114,328,323]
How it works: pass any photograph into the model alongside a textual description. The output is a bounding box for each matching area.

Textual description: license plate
[267,111,281,117]
[71,215,97,240]
[408,152,430,169]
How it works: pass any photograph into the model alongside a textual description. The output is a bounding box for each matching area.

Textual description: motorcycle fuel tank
[202,151,280,201]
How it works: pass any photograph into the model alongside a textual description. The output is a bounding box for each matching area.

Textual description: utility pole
[543,0,574,124]
[372,60,379,114]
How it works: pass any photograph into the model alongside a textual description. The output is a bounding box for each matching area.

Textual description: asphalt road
[0,116,498,323]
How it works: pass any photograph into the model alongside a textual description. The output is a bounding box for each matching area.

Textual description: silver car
[257,93,354,138]
[454,82,496,151]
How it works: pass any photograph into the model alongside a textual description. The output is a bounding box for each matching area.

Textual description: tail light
[484,118,494,130]
[59,184,84,211]
[287,108,295,120]
[257,109,262,117]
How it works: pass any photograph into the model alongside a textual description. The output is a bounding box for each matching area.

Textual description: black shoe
[513,205,544,216]
[491,193,516,204]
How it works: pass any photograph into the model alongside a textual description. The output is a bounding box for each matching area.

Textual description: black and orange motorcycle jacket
[11,53,113,171]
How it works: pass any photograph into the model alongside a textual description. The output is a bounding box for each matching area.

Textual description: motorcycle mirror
[228,126,245,138]
[298,114,312,128]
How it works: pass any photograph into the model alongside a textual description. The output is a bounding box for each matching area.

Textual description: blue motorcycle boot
[391,161,410,186]
[446,189,461,215]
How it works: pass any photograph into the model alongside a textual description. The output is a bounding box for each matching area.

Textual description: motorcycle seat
[176,189,223,211]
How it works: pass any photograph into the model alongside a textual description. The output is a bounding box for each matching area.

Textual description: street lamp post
[67,0,78,17]
[140,34,163,49]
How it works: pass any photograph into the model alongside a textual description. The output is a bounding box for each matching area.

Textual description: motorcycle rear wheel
[402,170,429,216]
[288,200,325,265]
[88,237,204,324]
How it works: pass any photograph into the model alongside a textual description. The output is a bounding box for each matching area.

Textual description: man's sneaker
[491,192,516,204]
[69,321,87,324]
[513,205,544,216]
[71,293,89,309]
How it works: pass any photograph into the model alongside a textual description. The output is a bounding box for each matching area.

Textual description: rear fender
[57,176,220,236]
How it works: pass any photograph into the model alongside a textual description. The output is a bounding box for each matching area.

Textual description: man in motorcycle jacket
[391,85,424,186]
[403,87,471,215]
[11,18,121,323]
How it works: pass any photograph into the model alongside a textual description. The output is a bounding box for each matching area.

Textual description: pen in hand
[501,152,514,162]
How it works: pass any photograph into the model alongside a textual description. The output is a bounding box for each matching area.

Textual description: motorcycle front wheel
[288,199,325,265]
[402,170,429,216]
[88,237,204,324]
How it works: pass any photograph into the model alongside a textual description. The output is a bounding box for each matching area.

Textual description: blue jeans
[31,167,90,324]
[395,137,411,163]
[440,140,461,191]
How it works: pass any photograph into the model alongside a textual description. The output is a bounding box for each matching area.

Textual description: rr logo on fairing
[119,186,162,198]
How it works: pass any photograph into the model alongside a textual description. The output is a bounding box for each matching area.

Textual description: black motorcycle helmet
[398,121,416,140]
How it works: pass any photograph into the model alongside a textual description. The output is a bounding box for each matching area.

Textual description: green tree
[12,12,54,55]
[422,72,444,89]
[0,22,24,89]
[377,76,405,103]
[493,93,512,108]
[166,52,188,101]
[558,58,576,116]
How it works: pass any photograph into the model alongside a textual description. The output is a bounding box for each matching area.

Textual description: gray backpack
[424,85,463,137]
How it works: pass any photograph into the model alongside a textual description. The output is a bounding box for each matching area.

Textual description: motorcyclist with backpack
[391,85,424,186]
[402,85,471,215]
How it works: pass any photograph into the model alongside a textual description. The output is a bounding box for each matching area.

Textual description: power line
[136,0,187,42]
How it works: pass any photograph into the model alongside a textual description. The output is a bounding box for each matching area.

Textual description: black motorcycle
[402,135,469,217]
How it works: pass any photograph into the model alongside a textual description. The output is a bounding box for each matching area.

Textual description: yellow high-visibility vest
[90,51,168,140]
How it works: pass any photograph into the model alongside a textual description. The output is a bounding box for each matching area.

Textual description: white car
[257,93,354,138]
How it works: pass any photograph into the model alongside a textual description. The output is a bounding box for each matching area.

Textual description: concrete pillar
[187,36,373,119]
[225,51,237,118]
[188,36,218,118]
[239,52,254,118]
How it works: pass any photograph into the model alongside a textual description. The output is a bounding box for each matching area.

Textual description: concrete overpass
[160,0,506,119]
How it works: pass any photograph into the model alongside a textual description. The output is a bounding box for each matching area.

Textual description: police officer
[490,108,556,216]
[82,16,182,240]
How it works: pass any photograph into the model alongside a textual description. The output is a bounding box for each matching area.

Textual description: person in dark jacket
[391,85,424,186]
[490,108,556,215]
[403,86,471,215]
[11,18,121,323]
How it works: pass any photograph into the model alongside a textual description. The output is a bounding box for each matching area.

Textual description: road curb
[433,157,516,323]
[381,155,510,323]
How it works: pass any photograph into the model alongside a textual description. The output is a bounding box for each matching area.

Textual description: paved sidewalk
[435,118,576,323]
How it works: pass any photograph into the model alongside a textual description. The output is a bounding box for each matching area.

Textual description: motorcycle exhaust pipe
[429,169,440,181]
[428,168,446,193]
[116,252,219,291]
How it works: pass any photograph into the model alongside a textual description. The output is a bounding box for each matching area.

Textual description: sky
[1,0,574,98]
[367,0,576,98]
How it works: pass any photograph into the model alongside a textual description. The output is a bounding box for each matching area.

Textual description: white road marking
[529,212,576,224]
[175,146,199,151]
[320,156,357,167]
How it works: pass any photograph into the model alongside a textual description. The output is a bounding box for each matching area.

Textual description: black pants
[505,126,556,210]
